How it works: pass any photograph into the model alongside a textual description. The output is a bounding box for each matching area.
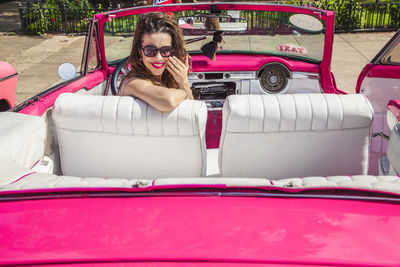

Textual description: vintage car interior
[1,3,400,194]
[3,90,400,194]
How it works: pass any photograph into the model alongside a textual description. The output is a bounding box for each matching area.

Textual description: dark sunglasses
[141,45,174,57]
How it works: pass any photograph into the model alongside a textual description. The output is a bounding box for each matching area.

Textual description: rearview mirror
[178,14,248,32]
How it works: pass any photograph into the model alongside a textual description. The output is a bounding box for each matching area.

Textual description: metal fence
[307,0,400,32]
[18,3,110,34]
[18,1,400,35]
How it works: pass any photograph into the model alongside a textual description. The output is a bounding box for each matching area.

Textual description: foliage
[21,0,106,35]
[389,3,400,27]
[104,15,137,35]
[287,0,400,31]
[313,0,363,31]
[20,0,400,35]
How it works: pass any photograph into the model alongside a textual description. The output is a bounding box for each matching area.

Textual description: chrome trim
[81,20,93,75]
[292,72,319,80]
[229,72,257,79]
[0,191,398,203]
[189,71,256,80]
[0,73,18,83]
[190,71,319,80]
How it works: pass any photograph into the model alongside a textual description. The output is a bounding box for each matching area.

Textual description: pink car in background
[0,61,17,111]
[1,2,400,266]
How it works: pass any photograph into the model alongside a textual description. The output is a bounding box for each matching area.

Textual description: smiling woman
[119,12,194,112]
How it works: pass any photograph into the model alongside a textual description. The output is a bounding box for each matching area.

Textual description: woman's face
[140,32,172,77]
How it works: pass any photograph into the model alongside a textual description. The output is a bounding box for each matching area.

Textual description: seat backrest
[53,93,207,179]
[219,94,374,179]
[387,122,400,175]
[0,112,46,170]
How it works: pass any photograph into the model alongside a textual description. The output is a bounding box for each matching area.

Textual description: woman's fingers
[166,65,178,76]
[169,56,188,71]
[168,57,183,70]
[167,61,180,76]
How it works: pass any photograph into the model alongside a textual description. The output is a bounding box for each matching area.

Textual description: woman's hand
[166,56,190,90]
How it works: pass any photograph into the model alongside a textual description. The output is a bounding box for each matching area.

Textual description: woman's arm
[121,78,189,112]
[167,56,194,100]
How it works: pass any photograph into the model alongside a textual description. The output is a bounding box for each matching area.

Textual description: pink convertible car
[1,2,400,266]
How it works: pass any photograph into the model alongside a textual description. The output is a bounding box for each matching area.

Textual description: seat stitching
[323,94,329,130]
[292,94,297,131]
[161,110,165,136]
[177,104,180,136]
[146,103,149,135]
[276,95,282,131]
[220,99,231,176]
[261,95,266,132]
[197,103,206,176]
[337,95,344,129]
[191,101,195,136]
[196,103,202,136]
[131,98,135,134]
[247,95,251,133]
[307,94,313,131]
[115,97,120,134]
[100,96,105,132]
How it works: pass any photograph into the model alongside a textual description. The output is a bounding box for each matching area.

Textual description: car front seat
[53,93,207,179]
[219,94,374,179]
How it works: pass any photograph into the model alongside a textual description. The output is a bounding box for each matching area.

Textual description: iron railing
[18,3,111,34]
[306,0,400,32]
[18,1,400,34]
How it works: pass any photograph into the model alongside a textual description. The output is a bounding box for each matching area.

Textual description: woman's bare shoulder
[120,77,152,96]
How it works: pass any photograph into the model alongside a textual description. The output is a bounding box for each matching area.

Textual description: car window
[382,41,400,65]
[87,23,101,72]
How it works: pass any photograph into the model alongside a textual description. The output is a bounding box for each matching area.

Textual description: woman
[119,12,193,112]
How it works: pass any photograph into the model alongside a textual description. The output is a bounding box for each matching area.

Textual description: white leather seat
[53,93,207,179]
[0,112,46,169]
[219,94,374,179]
[387,123,400,175]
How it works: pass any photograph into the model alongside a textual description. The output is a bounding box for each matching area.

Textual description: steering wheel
[110,56,130,95]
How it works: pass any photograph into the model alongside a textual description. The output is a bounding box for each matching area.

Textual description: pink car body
[1,2,400,266]
[2,193,400,266]
[0,61,17,111]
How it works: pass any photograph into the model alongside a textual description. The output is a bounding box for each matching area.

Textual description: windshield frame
[94,2,335,71]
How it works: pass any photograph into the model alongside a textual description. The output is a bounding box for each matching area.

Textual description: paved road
[0,35,85,103]
[0,1,396,104]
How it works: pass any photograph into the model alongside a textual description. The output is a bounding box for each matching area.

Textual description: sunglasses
[141,45,175,57]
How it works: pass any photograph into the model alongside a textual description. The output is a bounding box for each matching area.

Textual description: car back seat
[53,93,207,179]
[0,112,46,169]
[219,94,374,179]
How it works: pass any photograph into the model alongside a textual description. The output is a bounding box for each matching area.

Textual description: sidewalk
[331,31,394,93]
[0,0,34,32]
[0,0,396,104]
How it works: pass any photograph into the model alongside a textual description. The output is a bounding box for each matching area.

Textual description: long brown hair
[124,12,187,88]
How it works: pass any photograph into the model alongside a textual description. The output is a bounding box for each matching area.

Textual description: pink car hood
[1,195,400,266]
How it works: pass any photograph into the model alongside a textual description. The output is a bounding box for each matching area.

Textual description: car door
[356,29,400,174]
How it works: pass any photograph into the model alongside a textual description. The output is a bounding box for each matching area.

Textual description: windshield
[103,9,326,64]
